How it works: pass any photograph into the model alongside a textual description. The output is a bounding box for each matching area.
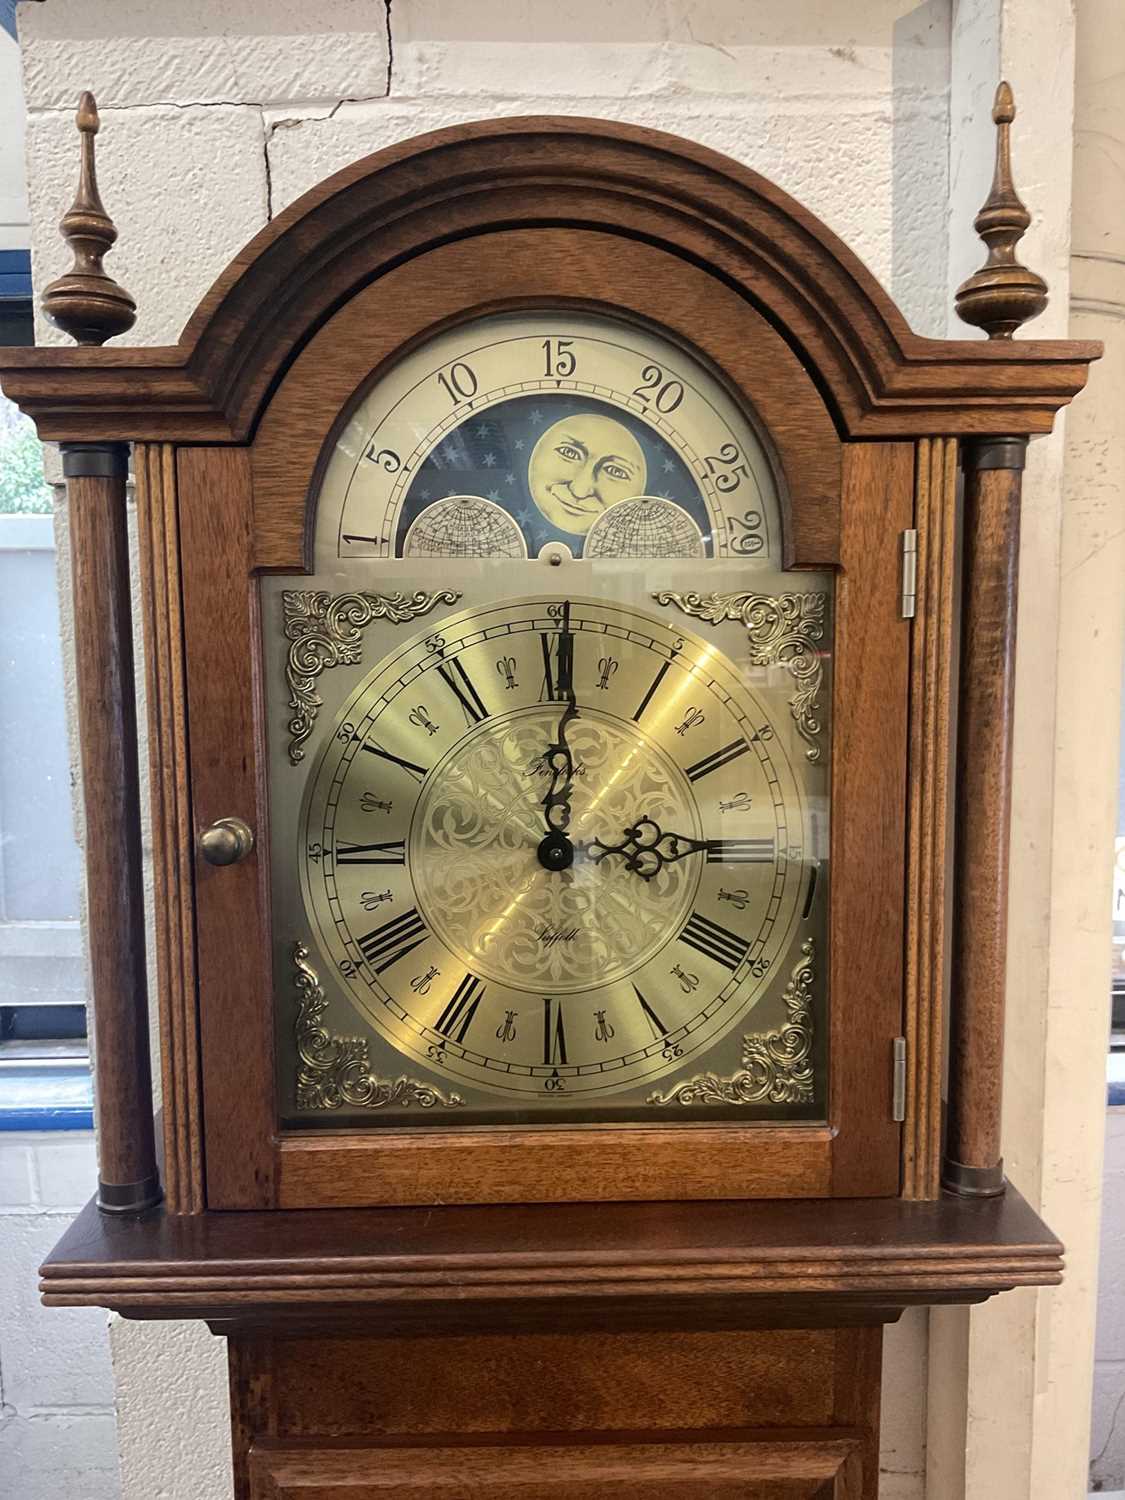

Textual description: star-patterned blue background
[395,393,712,556]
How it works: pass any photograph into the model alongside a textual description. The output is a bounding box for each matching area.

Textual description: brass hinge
[900,530,918,619]
[892,1037,907,1121]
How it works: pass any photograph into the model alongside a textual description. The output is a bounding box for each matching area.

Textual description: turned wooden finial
[955,81,1048,339]
[41,92,136,346]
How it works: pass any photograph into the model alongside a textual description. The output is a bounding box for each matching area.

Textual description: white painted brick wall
[18,0,953,348]
[10,3,961,1497]
[0,1133,119,1500]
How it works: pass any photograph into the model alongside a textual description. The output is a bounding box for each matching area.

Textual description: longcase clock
[0,84,1099,1500]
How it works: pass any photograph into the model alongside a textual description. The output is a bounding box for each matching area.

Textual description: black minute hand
[542,700,578,836]
[536,604,579,873]
[540,601,577,838]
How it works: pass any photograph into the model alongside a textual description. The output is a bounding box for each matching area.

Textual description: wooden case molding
[1,117,1097,446]
[1,93,1100,1500]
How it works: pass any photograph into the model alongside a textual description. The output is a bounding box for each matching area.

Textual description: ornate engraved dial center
[409,708,700,994]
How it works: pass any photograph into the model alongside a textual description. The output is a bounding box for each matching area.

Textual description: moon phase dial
[298,597,812,1106]
[313,311,780,566]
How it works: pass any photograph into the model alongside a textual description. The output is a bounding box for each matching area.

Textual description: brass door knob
[198,816,255,866]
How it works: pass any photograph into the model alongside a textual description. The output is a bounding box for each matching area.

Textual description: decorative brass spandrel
[283,588,460,764]
[653,590,828,762]
[647,938,815,1106]
[293,941,464,1111]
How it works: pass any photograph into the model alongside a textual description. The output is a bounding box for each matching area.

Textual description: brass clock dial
[268,308,831,1126]
[298,598,809,1102]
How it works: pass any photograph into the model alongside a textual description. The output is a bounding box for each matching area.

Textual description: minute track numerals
[298,596,810,1101]
[312,311,781,566]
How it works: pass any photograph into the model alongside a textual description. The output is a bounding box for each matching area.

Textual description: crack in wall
[40,96,289,113]
[260,107,274,221]
[256,3,393,222]
[32,0,396,132]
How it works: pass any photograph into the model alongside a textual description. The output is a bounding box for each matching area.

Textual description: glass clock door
[263,311,832,1127]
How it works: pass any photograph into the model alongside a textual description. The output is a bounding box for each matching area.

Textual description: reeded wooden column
[943,436,1027,1197]
[38,98,154,1212]
[944,79,1050,1198]
[64,441,161,1214]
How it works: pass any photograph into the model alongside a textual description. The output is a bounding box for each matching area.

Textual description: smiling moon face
[528,413,647,535]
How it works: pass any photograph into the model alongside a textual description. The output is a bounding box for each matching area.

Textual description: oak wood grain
[135,443,204,1213]
[231,1318,877,1496]
[246,1435,864,1498]
[177,446,276,1207]
[275,1129,830,1210]
[272,1331,838,1435]
[38,1186,1064,1323]
[231,1334,278,1500]
[902,438,959,1199]
[946,447,1024,1188]
[828,444,913,1195]
[833,1320,882,1496]
[231,1315,876,1494]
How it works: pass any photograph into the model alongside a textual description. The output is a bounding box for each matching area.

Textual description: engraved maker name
[538,924,580,948]
[527,755,587,779]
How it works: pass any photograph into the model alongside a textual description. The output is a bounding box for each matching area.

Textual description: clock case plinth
[42,1188,1061,1500]
[0,109,1098,1500]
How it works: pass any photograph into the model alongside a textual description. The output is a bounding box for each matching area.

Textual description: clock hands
[537,603,579,873]
[582,817,708,881]
[541,700,578,837]
[537,701,579,872]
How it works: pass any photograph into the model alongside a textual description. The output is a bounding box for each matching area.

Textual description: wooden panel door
[169,428,911,1209]
[159,228,913,1210]
[232,1324,879,1500]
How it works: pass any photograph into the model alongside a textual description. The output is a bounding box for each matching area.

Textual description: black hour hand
[584,817,706,881]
